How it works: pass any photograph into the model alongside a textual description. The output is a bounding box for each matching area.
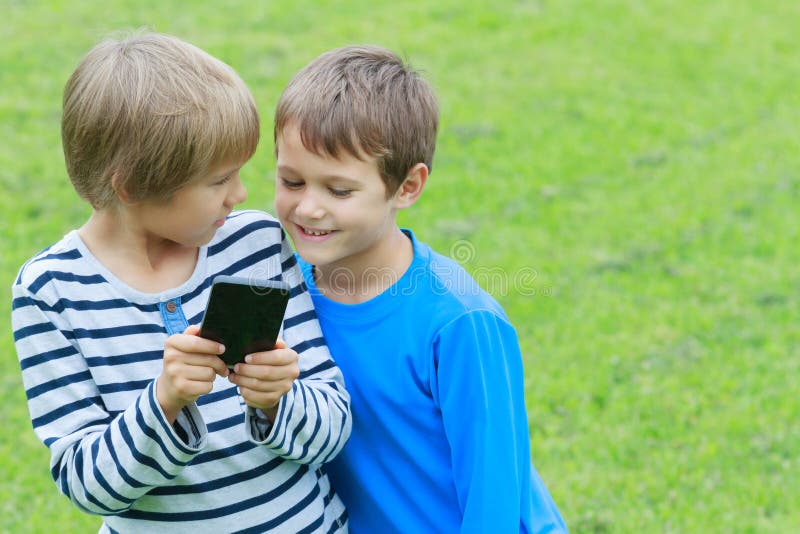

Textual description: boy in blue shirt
[272,45,567,533]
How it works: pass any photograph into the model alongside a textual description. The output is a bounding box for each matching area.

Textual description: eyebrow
[277,165,361,185]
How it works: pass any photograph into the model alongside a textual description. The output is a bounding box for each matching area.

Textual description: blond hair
[62,32,259,208]
[274,45,438,196]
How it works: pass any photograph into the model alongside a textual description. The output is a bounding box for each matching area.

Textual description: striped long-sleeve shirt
[11,210,351,533]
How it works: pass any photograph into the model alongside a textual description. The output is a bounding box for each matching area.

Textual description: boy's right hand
[156,324,229,424]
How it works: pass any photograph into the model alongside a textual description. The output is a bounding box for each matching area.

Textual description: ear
[110,172,132,204]
[393,163,428,209]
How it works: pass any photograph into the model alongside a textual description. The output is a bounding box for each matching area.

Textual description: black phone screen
[199,275,291,368]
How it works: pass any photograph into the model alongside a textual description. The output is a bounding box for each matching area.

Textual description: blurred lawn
[2,1,799,532]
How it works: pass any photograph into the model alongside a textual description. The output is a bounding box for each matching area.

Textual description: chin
[294,247,332,267]
[194,231,218,247]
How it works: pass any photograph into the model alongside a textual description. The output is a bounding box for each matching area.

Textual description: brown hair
[62,31,259,208]
[274,45,438,196]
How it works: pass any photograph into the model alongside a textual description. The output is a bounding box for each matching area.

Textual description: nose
[226,175,247,207]
[295,191,325,219]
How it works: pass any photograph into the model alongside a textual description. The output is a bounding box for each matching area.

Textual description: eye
[280,177,304,189]
[214,175,232,186]
[329,187,352,198]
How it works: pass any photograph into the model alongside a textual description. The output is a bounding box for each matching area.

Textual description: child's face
[132,160,248,247]
[274,124,402,273]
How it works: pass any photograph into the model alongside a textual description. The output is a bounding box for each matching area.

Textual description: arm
[434,310,537,532]
[12,284,207,516]
[241,231,351,465]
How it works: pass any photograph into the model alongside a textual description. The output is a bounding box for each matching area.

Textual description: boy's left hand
[228,338,299,418]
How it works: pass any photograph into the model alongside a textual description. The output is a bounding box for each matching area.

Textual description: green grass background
[2,1,798,532]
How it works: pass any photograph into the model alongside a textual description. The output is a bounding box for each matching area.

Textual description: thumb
[184,324,202,336]
[273,337,287,350]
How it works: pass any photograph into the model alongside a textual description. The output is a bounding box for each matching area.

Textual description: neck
[79,209,198,293]
[314,226,413,304]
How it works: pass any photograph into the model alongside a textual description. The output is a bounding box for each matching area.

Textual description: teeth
[303,227,331,236]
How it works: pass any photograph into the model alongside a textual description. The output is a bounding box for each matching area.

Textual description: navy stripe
[86,350,163,368]
[98,379,153,395]
[103,429,148,489]
[217,246,281,278]
[90,437,135,509]
[150,456,284,496]
[76,447,124,515]
[20,345,79,371]
[145,385,197,455]
[31,248,82,263]
[178,277,214,304]
[31,297,160,314]
[189,441,258,466]
[322,477,336,506]
[187,310,205,325]
[134,405,186,469]
[298,387,323,460]
[118,416,175,481]
[13,321,58,341]
[281,251,298,272]
[32,395,103,428]
[207,413,243,433]
[297,513,325,534]
[57,455,71,497]
[43,415,112,448]
[11,295,34,311]
[64,324,165,341]
[122,464,310,521]
[273,386,296,454]
[292,336,327,356]
[289,283,305,299]
[232,477,321,534]
[28,271,106,294]
[328,509,348,534]
[26,369,93,401]
[284,309,318,330]
[207,219,280,256]
[52,440,78,487]
[196,386,239,406]
[317,392,349,465]
[298,359,336,380]
[286,383,310,455]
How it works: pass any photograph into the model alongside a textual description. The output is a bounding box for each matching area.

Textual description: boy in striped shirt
[11,32,350,533]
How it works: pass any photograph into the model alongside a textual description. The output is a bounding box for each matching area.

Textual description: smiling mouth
[299,224,334,236]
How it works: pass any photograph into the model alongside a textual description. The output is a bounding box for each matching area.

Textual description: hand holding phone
[199,275,291,368]
[228,337,300,415]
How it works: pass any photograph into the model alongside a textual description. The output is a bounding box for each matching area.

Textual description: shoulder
[13,232,91,296]
[219,209,282,235]
[206,209,285,258]
[417,240,510,322]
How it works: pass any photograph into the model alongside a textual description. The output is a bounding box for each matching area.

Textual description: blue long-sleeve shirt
[299,230,566,533]
[12,210,351,533]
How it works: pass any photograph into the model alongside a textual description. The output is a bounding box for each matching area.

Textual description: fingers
[237,385,291,411]
[156,364,219,423]
[228,345,299,411]
[240,344,295,366]
[157,329,232,420]
[167,331,225,357]
[184,324,202,336]
[165,329,228,377]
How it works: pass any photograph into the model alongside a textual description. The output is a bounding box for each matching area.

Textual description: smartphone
[199,275,291,368]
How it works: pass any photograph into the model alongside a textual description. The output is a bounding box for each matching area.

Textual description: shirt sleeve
[244,230,351,465]
[11,283,207,516]
[434,309,556,533]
